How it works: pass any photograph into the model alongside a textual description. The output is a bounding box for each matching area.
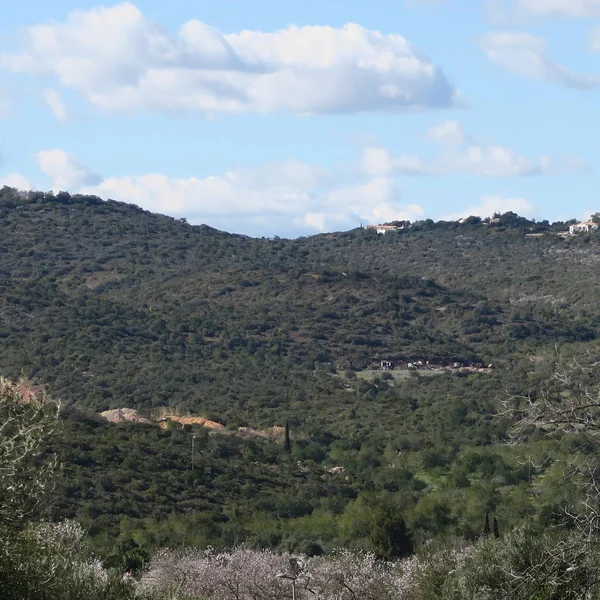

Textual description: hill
[1,187,597,420]
[2,186,600,558]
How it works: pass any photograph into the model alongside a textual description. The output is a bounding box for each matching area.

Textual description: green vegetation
[3,187,600,597]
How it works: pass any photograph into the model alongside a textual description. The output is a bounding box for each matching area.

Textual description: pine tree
[493,516,500,538]
[284,421,291,453]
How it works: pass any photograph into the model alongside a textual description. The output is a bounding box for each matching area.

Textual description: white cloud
[0,2,460,116]
[440,195,537,220]
[425,120,467,145]
[361,147,395,177]
[362,120,582,177]
[0,173,32,190]
[320,177,425,227]
[480,32,600,89]
[44,88,68,123]
[302,213,327,231]
[515,0,600,18]
[36,150,102,189]
[28,149,422,235]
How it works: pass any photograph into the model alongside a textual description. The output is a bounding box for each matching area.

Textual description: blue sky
[0,0,599,237]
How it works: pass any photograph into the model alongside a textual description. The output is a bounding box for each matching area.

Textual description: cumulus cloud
[425,120,467,145]
[440,194,537,221]
[319,177,425,226]
[362,120,582,177]
[44,88,68,123]
[0,2,460,116]
[0,173,32,190]
[479,32,600,89]
[36,150,102,189]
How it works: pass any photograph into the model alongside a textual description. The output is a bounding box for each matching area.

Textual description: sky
[0,0,599,237]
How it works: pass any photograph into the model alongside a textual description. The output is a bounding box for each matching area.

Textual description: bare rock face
[100,408,152,424]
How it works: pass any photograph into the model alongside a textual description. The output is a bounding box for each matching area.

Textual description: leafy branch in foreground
[0,377,59,526]
[505,351,600,439]
[502,351,600,533]
[495,351,600,598]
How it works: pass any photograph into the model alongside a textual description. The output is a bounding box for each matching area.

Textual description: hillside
[1,187,597,421]
[3,186,600,558]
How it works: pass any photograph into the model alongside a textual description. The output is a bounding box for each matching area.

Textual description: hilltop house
[367,224,403,235]
[569,221,599,235]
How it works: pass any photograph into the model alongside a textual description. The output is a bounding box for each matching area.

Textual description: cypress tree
[493,516,500,538]
[284,421,291,453]
[483,512,491,537]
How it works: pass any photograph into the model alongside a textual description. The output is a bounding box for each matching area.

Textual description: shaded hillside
[0,187,598,421]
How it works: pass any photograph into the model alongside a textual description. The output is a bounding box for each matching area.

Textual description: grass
[353,369,448,383]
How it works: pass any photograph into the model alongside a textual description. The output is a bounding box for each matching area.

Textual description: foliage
[0,377,58,526]
[5,189,600,595]
[0,521,147,600]
[442,526,600,600]
[0,377,151,599]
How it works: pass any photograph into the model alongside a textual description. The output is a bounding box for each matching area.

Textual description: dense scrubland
[3,186,600,598]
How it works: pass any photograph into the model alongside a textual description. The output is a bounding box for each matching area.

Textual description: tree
[493,517,500,539]
[369,505,413,560]
[284,421,291,453]
[482,512,490,537]
[0,378,59,527]
[506,351,600,441]
[499,351,600,597]
[505,352,600,536]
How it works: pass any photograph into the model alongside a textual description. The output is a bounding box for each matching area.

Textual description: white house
[569,221,599,235]
[367,224,402,235]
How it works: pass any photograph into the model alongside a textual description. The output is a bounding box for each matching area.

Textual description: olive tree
[495,351,600,598]
[0,377,59,526]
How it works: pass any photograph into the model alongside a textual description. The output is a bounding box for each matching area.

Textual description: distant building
[367,224,402,235]
[569,221,599,235]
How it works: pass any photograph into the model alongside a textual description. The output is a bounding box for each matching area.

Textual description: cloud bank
[362,121,586,177]
[3,122,582,236]
[28,149,424,236]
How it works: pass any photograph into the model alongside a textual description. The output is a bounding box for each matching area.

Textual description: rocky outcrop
[100,408,152,424]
